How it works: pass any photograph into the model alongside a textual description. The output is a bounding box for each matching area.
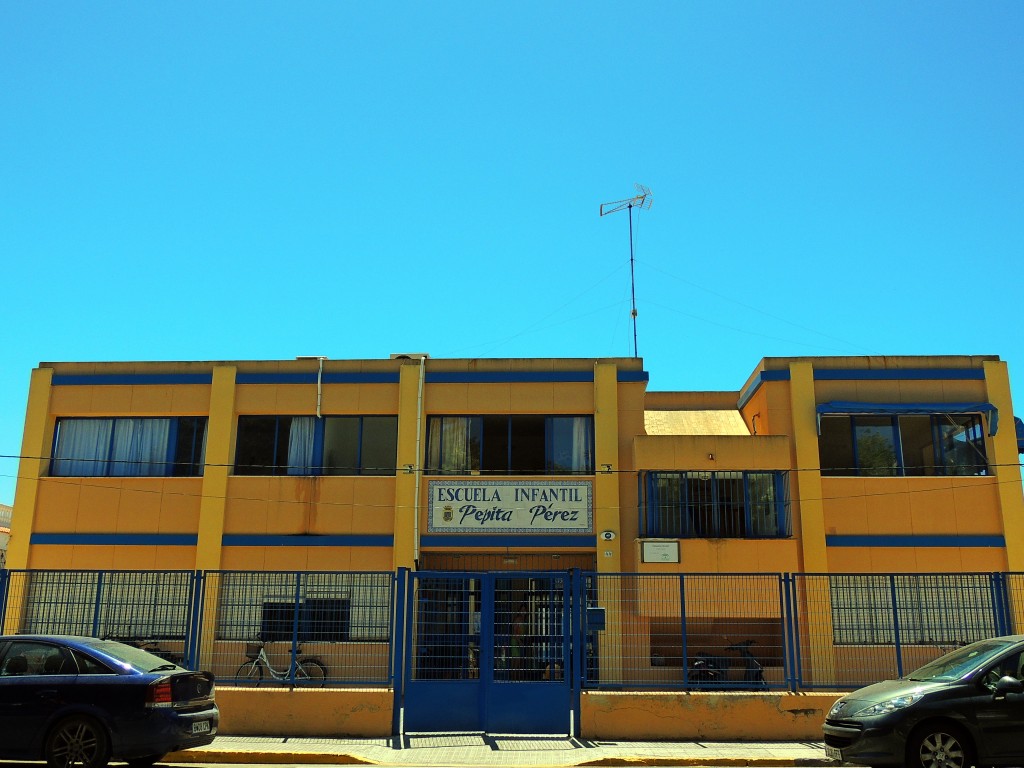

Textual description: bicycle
[234,638,328,686]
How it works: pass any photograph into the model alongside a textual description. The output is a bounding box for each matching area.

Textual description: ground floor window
[830,573,997,645]
[215,572,392,642]
[642,471,790,538]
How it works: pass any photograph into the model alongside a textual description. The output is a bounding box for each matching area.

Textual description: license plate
[824,746,842,761]
[192,720,211,735]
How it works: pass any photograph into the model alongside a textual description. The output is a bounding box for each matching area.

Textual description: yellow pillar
[984,361,1024,640]
[594,362,623,683]
[195,365,237,571]
[393,360,423,570]
[789,361,836,685]
[4,368,53,633]
[7,367,54,571]
[984,361,1024,573]
[193,366,237,670]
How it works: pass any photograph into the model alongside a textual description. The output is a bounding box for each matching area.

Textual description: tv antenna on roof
[600,184,652,358]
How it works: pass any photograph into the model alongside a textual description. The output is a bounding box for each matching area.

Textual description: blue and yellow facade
[8,353,1023,580]
[6,354,1024,739]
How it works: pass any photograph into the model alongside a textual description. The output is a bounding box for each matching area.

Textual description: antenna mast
[600,183,652,358]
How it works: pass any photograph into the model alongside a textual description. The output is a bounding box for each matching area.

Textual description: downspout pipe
[316,356,324,418]
[413,355,426,567]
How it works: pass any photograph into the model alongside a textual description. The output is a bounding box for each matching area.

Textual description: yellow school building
[5,354,1024,737]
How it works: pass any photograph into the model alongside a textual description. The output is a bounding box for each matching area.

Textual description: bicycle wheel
[296,659,327,686]
[234,660,263,686]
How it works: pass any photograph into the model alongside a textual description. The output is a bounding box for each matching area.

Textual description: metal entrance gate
[401,570,575,734]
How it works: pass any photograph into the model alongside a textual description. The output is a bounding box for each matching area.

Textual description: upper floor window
[818,413,989,477]
[51,417,207,477]
[234,415,398,476]
[642,470,790,539]
[425,415,594,475]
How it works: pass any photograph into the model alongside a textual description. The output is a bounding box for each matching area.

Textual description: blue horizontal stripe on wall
[814,368,985,381]
[618,371,650,382]
[221,534,394,547]
[31,533,198,546]
[52,374,213,386]
[738,367,987,410]
[424,371,648,384]
[236,373,400,385]
[737,370,791,409]
[420,534,596,548]
[427,372,594,384]
[826,534,1005,548]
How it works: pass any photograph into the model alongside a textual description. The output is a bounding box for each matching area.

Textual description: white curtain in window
[111,418,172,476]
[430,417,474,472]
[53,419,114,476]
[571,416,593,472]
[287,417,316,475]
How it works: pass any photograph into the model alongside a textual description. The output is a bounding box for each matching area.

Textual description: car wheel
[45,715,111,768]
[126,755,165,768]
[908,723,975,768]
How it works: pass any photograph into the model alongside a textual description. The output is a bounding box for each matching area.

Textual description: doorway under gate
[401,570,583,734]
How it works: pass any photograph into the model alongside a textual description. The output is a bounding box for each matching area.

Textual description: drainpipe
[295,356,327,418]
[413,354,426,566]
[316,356,324,418]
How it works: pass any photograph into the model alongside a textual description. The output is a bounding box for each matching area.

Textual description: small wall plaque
[642,540,680,563]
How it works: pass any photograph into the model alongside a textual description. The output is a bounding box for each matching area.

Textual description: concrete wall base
[580,691,840,741]
[217,688,393,737]
[215,688,839,740]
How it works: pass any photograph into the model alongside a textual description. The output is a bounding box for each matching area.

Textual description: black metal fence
[1,568,1020,691]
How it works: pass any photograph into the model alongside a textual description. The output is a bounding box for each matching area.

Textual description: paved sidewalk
[167,735,833,766]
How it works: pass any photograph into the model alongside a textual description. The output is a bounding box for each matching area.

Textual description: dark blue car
[0,635,218,768]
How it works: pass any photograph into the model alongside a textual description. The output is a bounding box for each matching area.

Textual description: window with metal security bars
[215,572,391,642]
[830,574,998,645]
[18,571,193,639]
[51,417,207,477]
[643,471,790,538]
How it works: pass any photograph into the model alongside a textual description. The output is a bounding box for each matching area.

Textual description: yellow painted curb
[164,750,377,765]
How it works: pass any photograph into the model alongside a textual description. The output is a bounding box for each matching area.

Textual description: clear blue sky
[2,2,1022,505]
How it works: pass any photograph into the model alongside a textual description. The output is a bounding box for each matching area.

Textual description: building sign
[641,540,680,563]
[427,480,593,533]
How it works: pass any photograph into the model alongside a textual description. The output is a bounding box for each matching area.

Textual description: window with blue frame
[424,415,594,475]
[233,415,398,476]
[642,471,790,538]
[819,413,988,477]
[51,417,207,477]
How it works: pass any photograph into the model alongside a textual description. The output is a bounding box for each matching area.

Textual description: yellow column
[7,367,54,571]
[983,362,1024,651]
[789,361,836,685]
[393,360,423,569]
[193,366,237,671]
[4,368,53,633]
[195,366,237,571]
[593,362,623,683]
[790,362,828,572]
[984,361,1024,582]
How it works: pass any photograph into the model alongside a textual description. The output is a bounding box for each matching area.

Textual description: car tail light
[146,678,174,708]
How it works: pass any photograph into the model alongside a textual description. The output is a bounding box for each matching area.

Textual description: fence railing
[0,568,1019,691]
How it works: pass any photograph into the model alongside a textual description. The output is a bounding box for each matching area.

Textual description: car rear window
[79,640,182,673]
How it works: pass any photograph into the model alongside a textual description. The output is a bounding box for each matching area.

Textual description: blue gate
[401,570,575,734]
